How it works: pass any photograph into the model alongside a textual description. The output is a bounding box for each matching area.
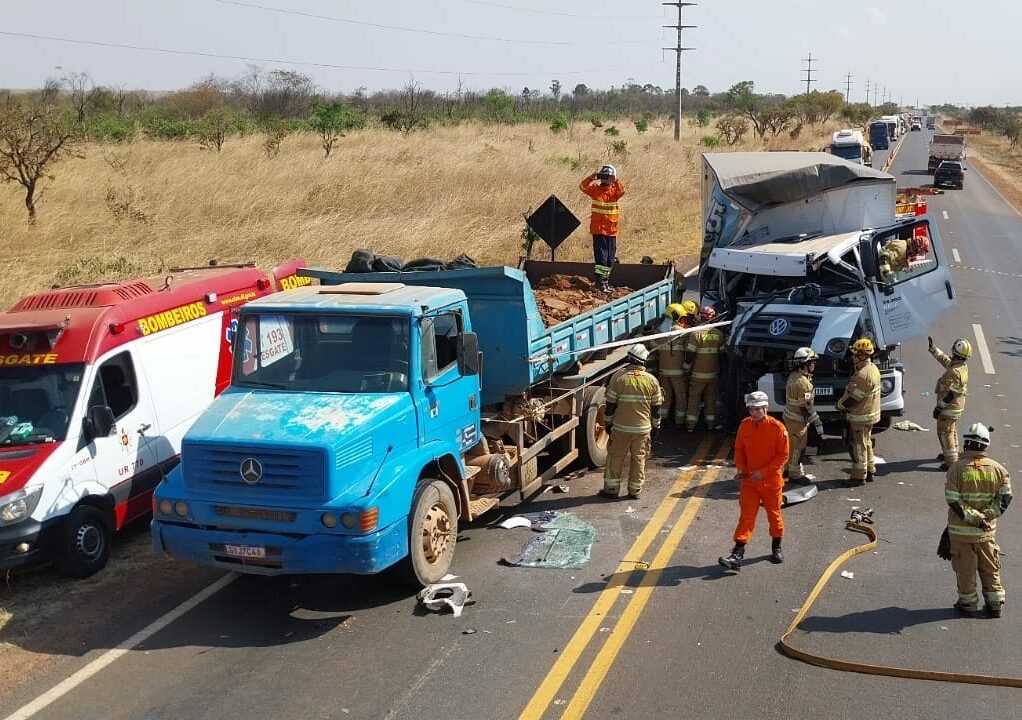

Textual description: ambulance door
[83,350,159,527]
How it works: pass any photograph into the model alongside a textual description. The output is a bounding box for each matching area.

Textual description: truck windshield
[0,364,86,444]
[233,313,410,393]
[831,145,862,160]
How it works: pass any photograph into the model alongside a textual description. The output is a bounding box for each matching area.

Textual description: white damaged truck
[698,152,957,428]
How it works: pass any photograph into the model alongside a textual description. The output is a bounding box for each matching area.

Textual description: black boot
[718,543,745,571]
[771,538,784,564]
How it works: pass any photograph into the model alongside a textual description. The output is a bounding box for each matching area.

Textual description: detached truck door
[867,218,956,344]
[416,309,481,454]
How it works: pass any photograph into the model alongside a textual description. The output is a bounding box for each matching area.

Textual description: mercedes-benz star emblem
[768,318,790,337]
[240,457,263,485]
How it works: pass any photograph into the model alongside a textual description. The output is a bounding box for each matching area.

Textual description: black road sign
[526,196,581,257]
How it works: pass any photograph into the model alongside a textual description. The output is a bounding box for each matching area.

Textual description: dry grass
[962,132,1022,213]
[0,119,838,307]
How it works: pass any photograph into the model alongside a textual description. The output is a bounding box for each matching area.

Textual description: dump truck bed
[302,261,673,405]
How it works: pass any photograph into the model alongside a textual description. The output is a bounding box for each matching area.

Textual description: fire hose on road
[779,513,1022,688]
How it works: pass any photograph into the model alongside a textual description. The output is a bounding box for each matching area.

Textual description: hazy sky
[1,0,1017,106]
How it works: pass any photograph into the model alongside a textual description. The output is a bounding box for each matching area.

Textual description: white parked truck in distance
[928,134,966,173]
[830,129,873,167]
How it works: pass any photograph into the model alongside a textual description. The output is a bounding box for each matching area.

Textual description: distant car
[926,118,936,129]
[934,160,965,190]
[911,121,922,131]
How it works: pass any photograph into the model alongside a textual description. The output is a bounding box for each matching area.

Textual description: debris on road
[498,516,533,530]
[840,570,855,579]
[893,420,930,432]
[417,582,474,617]
[782,484,818,506]
[532,274,632,326]
[501,512,596,569]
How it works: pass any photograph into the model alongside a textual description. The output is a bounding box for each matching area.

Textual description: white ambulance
[0,261,307,577]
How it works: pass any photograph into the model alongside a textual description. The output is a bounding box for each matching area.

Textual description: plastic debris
[625,505,636,514]
[620,588,634,595]
[893,420,930,432]
[782,483,818,506]
[462,628,477,635]
[840,570,855,579]
[441,573,458,582]
[417,583,474,618]
[552,484,570,493]
[498,516,532,530]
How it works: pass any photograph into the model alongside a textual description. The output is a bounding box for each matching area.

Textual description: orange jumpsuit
[732,414,790,544]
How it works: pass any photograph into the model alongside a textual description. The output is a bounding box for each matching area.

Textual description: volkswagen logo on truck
[240,458,263,485]
[768,318,790,337]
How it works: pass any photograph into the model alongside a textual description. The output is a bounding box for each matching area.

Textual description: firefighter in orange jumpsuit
[719,391,790,570]
[580,164,625,292]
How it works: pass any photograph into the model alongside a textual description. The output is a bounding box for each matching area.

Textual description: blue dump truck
[152,260,673,585]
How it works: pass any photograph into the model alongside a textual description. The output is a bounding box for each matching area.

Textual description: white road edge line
[972,323,996,376]
[5,573,237,720]
[952,248,961,263]
[942,210,949,220]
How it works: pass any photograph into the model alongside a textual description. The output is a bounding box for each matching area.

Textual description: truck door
[867,218,956,344]
[82,350,159,526]
[416,309,481,457]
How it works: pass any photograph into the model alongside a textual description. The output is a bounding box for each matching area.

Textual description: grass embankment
[0,120,838,307]
[963,133,1022,214]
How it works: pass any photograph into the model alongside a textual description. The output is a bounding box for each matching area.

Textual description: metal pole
[662,2,696,142]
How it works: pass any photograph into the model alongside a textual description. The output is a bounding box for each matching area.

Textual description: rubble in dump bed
[532,274,633,326]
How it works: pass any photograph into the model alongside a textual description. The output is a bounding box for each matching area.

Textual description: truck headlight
[826,338,849,356]
[0,486,44,526]
[158,499,174,516]
[880,378,895,396]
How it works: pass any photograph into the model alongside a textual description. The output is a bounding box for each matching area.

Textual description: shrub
[86,114,136,143]
[696,108,712,127]
[634,117,649,134]
[604,126,620,137]
[609,140,628,159]
[549,112,569,133]
[699,135,722,147]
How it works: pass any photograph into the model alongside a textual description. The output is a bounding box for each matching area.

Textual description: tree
[761,106,794,137]
[550,79,562,100]
[841,102,875,127]
[0,100,82,221]
[715,114,749,146]
[573,83,589,98]
[692,85,710,97]
[63,71,97,124]
[198,108,231,152]
[311,101,361,158]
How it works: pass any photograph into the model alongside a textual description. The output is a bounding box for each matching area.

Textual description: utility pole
[844,71,853,103]
[801,52,817,95]
[663,2,696,142]
[865,78,871,106]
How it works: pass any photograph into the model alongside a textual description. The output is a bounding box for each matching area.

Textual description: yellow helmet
[850,338,875,356]
[681,300,698,316]
[951,338,973,359]
[665,303,687,322]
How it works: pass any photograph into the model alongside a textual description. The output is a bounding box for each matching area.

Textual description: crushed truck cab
[153,262,674,585]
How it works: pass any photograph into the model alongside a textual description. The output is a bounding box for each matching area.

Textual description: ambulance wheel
[54,505,112,579]
[397,479,458,588]
[577,386,609,469]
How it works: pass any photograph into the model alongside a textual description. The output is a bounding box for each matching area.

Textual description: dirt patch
[0,519,221,703]
[532,274,634,326]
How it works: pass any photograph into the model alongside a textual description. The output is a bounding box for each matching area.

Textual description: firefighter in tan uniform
[944,422,1012,618]
[656,302,695,426]
[600,344,663,500]
[928,336,971,470]
[683,306,725,433]
[784,347,825,483]
[835,338,881,486]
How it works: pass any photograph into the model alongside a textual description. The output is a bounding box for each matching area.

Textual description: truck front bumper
[152,519,409,576]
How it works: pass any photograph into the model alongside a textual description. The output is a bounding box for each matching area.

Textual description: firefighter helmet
[627,344,650,364]
[850,338,875,356]
[793,346,818,366]
[699,305,717,322]
[963,422,992,447]
[681,299,698,317]
[665,303,687,323]
[951,338,973,360]
[744,391,769,408]
[597,164,617,180]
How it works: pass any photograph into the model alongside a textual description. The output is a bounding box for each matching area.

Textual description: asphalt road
[5,127,1022,720]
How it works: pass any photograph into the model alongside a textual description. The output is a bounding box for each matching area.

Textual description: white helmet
[793,347,818,365]
[963,422,992,447]
[598,164,617,178]
[744,391,769,408]
[627,344,650,364]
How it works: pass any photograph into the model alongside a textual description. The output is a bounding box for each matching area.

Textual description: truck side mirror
[83,405,116,443]
[456,332,481,376]
[858,238,879,279]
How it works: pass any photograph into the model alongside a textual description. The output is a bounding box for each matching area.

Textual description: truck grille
[184,444,326,501]
[213,505,297,523]
[739,313,821,350]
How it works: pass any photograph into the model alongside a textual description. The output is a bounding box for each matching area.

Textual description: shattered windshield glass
[0,364,85,444]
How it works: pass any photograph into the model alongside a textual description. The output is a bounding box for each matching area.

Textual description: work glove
[937,527,951,561]
[928,336,935,352]
[932,407,942,420]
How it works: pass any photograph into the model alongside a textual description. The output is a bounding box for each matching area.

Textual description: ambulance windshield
[233,313,410,393]
[0,364,85,444]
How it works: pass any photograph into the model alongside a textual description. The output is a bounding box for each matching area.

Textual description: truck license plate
[815,386,834,396]
[224,544,266,559]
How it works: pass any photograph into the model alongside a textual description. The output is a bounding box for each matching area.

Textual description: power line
[0,30,661,77]
[459,0,657,21]
[844,71,852,103]
[212,0,650,46]
[801,52,817,95]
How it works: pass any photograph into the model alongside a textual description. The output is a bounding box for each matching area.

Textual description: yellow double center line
[518,436,732,719]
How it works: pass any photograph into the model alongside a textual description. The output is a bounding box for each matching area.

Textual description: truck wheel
[577,386,609,468]
[397,479,458,587]
[54,505,112,579]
